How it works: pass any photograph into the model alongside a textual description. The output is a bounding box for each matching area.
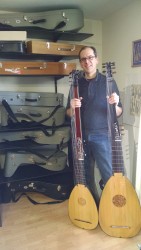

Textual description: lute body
[99,172,141,237]
[69,184,98,229]
[68,70,98,230]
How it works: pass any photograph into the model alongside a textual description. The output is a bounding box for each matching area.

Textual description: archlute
[99,62,141,238]
[68,70,98,230]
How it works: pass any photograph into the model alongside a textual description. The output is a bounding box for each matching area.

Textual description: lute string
[105,62,125,174]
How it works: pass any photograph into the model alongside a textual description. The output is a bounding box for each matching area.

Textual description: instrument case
[1,168,74,203]
[0,41,26,53]
[0,61,76,75]
[0,146,67,177]
[0,9,84,32]
[0,126,70,145]
[27,40,83,56]
[0,91,64,106]
[0,105,65,127]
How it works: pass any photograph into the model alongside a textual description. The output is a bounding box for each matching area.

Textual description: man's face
[79,48,99,75]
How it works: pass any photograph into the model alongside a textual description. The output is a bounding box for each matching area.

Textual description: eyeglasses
[80,55,95,63]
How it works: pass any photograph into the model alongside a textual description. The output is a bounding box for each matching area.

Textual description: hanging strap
[2,99,62,127]
[2,99,19,123]
[0,138,65,161]
[11,192,66,205]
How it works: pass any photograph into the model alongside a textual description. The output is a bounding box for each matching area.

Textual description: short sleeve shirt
[66,70,122,135]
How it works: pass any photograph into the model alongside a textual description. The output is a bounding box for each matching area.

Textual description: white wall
[102,0,141,91]
[102,0,141,198]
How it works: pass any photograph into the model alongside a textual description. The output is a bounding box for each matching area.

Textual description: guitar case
[0,9,84,32]
[0,126,71,145]
[3,150,67,177]
[0,166,74,204]
[0,105,65,127]
[0,141,67,177]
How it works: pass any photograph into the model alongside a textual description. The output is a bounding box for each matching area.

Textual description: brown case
[27,40,83,56]
[0,61,76,75]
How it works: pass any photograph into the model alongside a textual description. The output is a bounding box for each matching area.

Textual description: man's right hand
[70,97,83,109]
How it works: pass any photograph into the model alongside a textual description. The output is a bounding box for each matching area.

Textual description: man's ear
[96,57,99,65]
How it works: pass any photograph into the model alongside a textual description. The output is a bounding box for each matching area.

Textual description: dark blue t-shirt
[66,70,122,136]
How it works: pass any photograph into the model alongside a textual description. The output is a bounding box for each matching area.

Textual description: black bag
[1,168,74,205]
[0,41,26,53]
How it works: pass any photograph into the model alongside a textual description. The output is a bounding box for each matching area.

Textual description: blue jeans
[87,133,112,185]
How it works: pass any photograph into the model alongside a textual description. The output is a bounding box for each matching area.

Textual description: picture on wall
[132,39,141,67]
[130,84,141,116]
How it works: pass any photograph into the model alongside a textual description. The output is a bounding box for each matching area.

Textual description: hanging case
[0,9,84,32]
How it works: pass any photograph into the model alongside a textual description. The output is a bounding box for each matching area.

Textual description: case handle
[57,46,75,52]
[24,63,46,70]
[46,42,75,52]
[23,66,45,70]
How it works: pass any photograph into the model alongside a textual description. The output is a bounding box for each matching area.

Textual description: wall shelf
[0,52,77,61]
[0,27,93,42]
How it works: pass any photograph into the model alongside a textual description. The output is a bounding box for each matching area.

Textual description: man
[66,46,122,193]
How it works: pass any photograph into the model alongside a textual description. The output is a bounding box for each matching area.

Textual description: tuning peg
[102,62,115,67]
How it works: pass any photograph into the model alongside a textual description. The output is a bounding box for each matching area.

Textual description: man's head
[79,46,97,60]
[78,46,99,78]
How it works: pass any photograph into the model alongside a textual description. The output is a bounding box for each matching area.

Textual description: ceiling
[0,0,134,20]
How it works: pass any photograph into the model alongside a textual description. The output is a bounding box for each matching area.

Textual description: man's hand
[107,92,119,106]
[70,97,83,109]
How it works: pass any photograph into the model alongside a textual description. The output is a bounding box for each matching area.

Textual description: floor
[0,193,141,250]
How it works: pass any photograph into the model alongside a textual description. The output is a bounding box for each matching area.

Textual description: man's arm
[115,104,123,117]
[66,107,73,117]
[108,92,123,117]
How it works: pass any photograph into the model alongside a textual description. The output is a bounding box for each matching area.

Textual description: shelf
[0,27,93,42]
[0,52,78,61]
[25,29,93,42]
[0,29,93,61]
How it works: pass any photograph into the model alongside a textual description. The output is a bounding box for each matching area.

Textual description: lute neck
[104,62,125,175]
[111,122,125,174]
[70,71,87,185]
